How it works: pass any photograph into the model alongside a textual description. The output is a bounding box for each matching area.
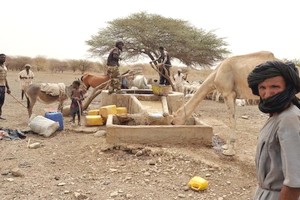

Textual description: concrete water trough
[99,89,213,146]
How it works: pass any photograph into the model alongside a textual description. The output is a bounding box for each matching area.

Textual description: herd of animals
[24,51,282,156]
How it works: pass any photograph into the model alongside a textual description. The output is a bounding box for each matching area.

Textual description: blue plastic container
[44,112,64,131]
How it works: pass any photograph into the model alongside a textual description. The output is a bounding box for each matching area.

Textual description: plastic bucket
[151,84,171,96]
[45,112,64,131]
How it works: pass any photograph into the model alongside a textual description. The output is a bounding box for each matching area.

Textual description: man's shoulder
[278,105,300,120]
[0,64,7,70]
[110,47,119,52]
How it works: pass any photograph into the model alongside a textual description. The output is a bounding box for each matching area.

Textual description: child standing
[70,80,84,125]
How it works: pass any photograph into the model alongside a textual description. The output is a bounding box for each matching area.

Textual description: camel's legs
[222,92,237,156]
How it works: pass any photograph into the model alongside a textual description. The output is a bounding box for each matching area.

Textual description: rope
[149,62,175,91]
[77,100,82,124]
[70,99,82,125]
[9,93,27,108]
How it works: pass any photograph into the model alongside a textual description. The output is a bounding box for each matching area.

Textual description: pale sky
[1,0,299,63]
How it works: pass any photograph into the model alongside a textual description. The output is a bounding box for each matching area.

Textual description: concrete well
[99,89,213,146]
[106,114,213,146]
[99,89,185,114]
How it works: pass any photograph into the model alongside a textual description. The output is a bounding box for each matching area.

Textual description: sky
[1,0,299,64]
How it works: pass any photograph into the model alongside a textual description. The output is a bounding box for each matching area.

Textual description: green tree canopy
[86,12,230,68]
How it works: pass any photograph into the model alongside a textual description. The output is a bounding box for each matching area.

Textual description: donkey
[25,83,73,117]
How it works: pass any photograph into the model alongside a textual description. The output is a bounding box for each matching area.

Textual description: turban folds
[247,61,300,113]
[248,61,300,95]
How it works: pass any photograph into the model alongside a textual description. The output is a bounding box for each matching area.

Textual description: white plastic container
[28,115,60,137]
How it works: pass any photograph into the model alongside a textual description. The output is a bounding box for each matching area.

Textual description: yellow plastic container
[99,105,117,118]
[87,109,100,115]
[116,107,127,115]
[188,176,208,191]
[151,84,171,96]
[85,115,104,126]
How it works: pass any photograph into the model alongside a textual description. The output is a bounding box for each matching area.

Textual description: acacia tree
[86,12,230,68]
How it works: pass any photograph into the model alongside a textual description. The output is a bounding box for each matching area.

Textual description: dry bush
[5,54,215,82]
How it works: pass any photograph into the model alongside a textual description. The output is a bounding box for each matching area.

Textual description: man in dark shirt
[153,46,172,85]
[106,41,124,94]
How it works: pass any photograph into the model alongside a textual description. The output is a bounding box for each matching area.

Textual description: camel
[79,71,137,113]
[130,75,151,89]
[25,83,73,117]
[80,71,136,91]
[80,73,110,90]
[171,51,279,156]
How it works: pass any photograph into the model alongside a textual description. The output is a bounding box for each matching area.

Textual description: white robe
[173,73,185,92]
[19,69,34,90]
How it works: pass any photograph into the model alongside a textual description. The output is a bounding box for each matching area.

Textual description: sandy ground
[0,71,266,200]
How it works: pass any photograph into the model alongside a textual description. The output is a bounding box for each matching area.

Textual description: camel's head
[166,115,175,125]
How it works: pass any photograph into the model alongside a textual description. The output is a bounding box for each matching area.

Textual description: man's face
[117,44,124,51]
[72,82,79,89]
[258,76,286,100]
[0,55,6,63]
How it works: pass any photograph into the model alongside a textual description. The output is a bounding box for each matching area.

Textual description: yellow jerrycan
[188,176,209,191]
